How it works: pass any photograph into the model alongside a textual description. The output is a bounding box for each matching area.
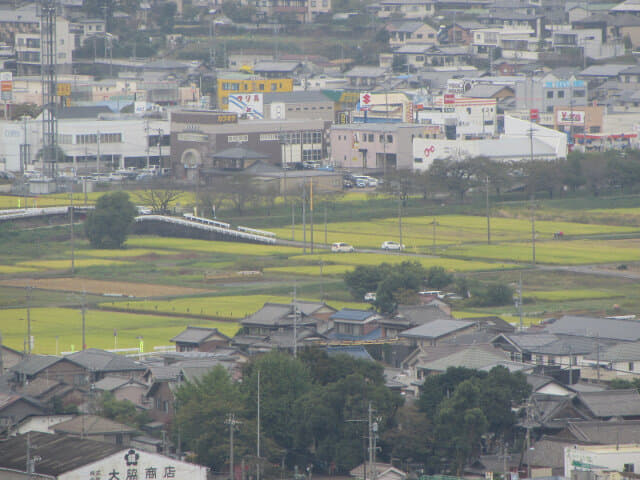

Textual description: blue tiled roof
[330,308,376,322]
[328,328,382,342]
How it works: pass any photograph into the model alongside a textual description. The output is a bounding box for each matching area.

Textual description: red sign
[444,94,455,105]
[529,109,539,121]
[1,81,12,92]
[424,145,435,157]
[362,93,371,104]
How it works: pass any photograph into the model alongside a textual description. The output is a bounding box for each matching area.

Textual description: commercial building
[330,122,441,171]
[565,444,640,478]
[515,73,589,113]
[170,110,330,179]
[417,94,498,138]
[216,73,293,108]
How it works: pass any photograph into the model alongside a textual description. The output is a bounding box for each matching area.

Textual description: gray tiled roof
[416,344,510,372]
[345,66,387,77]
[544,315,640,341]
[53,415,138,435]
[579,64,631,77]
[399,319,474,339]
[242,303,293,326]
[0,432,122,475]
[395,305,453,326]
[390,21,427,33]
[585,341,640,361]
[170,326,227,344]
[10,355,61,376]
[330,308,377,322]
[253,61,301,72]
[66,349,145,372]
[92,376,144,391]
[563,420,640,443]
[532,337,600,355]
[577,389,640,417]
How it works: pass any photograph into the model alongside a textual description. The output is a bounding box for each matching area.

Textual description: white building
[565,444,640,477]
[411,115,567,170]
[0,432,208,480]
[417,95,497,138]
[0,109,169,173]
[15,17,74,75]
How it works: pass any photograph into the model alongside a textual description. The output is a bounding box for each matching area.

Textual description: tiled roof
[399,319,474,339]
[585,341,640,361]
[577,389,640,417]
[66,348,145,372]
[544,315,640,341]
[170,326,227,344]
[415,344,510,372]
[330,308,377,322]
[52,415,138,435]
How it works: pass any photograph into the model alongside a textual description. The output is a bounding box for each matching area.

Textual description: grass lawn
[0,307,241,355]
[100,294,369,318]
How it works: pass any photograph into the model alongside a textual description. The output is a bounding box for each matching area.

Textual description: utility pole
[145,118,150,170]
[531,198,536,265]
[486,176,491,244]
[518,273,523,331]
[302,182,307,254]
[431,218,437,252]
[158,128,163,168]
[293,284,298,358]
[310,180,314,254]
[70,185,75,275]
[226,413,241,480]
[324,203,327,245]
[257,370,261,480]
[96,130,101,174]
[82,290,87,350]
[26,285,31,355]
[368,402,375,480]
[596,334,601,382]
[291,201,295,241]
[398,196,403,249]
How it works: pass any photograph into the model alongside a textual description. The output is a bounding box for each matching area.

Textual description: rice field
[0,307,241,355]
[127,236,306,256]
[445,238,640,265]
[524,289,621,301]
[100,294,368,318]
[17,258,134,269]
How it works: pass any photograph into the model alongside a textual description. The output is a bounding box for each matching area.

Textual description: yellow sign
[56,83,71,96]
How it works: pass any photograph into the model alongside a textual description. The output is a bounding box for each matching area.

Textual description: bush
[85,192,137,249]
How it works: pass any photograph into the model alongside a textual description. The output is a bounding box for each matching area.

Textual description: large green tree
[173,366,251,470]
[84,191,137,248]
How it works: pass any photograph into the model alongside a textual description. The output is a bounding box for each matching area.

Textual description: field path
[0,278,213,297]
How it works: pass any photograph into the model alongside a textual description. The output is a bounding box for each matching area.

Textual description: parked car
[343,179,354,189]
[364,292,377,302]
[355,179,368,188]
[331,242,355,253]
[381,241,405,250]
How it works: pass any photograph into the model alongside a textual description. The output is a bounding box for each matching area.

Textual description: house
[398,319,476,347]
[543,315,640,342]
[447,21,484,44]
[51,415,138,445]
[169,326,231,353]
[0,343,24,374]
[344,66,388,88]
[92,376,148,407]
[0,393,46,431]
[329,309,380,339]
[393,44,472,69]
[239,301,336,336]
[350,463,407,480]
[525,373,574,396]
[10,355,88,387]
[20,377,86,408]
[0,432,208,480]
[252,61,304,79]
[65,348,146,382]
[583,341,640,377]
[388,21,438,47]
[372,0,435,19]
[379,304,453,339]
[463,84,515,100]
[412,344,525,376]
[573,389,640,420]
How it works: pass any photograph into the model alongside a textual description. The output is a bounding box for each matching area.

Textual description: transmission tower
[40,0,58,179]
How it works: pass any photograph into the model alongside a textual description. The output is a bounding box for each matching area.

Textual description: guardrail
[182,213,231,229]
[136,215,277,244]
[237,226,276,238]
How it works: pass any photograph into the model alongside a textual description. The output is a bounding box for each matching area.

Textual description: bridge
[0,207,278,245]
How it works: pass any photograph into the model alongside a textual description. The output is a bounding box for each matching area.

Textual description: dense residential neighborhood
[4,0,640,478]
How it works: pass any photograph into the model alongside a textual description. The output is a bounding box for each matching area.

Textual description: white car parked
[381,241,405,250]
[364,292,377,302]
[331,242,355,253]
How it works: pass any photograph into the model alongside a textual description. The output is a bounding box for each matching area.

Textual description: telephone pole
[226,413,241,480]
[486,176,491,244]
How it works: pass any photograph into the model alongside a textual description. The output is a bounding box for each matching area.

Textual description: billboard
[557,110,584,125]
[359,92,372,111]
[228,93,264,120]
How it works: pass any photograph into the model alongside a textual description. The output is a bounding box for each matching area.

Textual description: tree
[96,391,150,428]
[85,191,137,248]
[426,266,453,289]
[428,159,478,201]
[344,264,391,301]
[136,187,183,214]
[173,366,251,470]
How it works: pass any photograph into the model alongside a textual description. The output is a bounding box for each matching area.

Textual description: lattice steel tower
[40,0,58,179]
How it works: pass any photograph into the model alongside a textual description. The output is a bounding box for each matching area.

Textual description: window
[387,134,393,143]
[368,134,374,142]
[271,84,277,91]
[546,91,554,98]
[574,89,585,97]
[414,157,423,163]
[630,362,635,371]
[379,134,384,143]
[557,90,565,98]
[259,84,265,90]
[624,464,634,473]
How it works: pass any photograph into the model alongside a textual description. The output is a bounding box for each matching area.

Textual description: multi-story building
[170,110,331,179]
[15,17,74,75]
[0,107,169,173]
[330,122,442,171]
[515,73,588,113]
[417,95,498,138]
[216,73,293,109]
[254,0,331,23]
